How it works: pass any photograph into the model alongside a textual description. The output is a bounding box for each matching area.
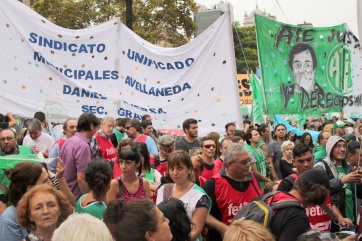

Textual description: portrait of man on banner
[281,43,317,109]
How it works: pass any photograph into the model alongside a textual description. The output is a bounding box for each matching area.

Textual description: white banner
[0,0,241,136]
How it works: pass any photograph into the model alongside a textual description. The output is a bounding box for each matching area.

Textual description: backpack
[232,191,303,228]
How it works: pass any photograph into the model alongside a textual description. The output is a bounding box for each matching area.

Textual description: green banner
[250,74,264,123]
[0,154,48,169]
[255,15,361,114]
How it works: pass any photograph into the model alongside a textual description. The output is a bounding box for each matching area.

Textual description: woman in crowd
[245,129,270,188]
[106,145,150,203]
[301,132,314,149]
[16,184,73,241]
[224,220,275,241]
[112,138,134,178]
[103,199,173,241]
[279,140,296,179]
[135,142,162,195]
[52,213,113,241]
[75,158,112,219]
[156,150,210,241]
[0,162,53,241]
[158,198,193,241]
[191,155,206,187]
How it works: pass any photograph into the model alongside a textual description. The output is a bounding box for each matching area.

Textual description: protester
[279,140,296,178]
[156,150,210,241]
[0,112,16,129]
[262,181,279,194]
[0,162,53,241]
[203,143,262,241]
[33,111,51,135]
[16,184,73,241]
[245,129,270,188]
[110,117,130,148]
[52,213,113,241]
[135,142,162,195]
[214,138,232,168]
[151,135,175,176]
[59,112,100,200]
[257,124,271,157]
[141,120,159,147]
[106,145,150,203]
[112,138,134,179]
[207,132,220,158]
[103,199,173,241]
[125,119,158,155]
[158,198,193,241]
[314,131,331,162]
[224,220,275,241]
[301,132,314,149]
[191,155,207,187]
[199,136,220,180]
[267,124,288,180]
[175,118,201,155]
[75,158,112,219]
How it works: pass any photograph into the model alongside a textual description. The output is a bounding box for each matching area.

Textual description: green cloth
[113,129,125,144]
[336,166,354,222]
[142,168,156,185]
[75,194,107,220]
[246,144,267,188]
[314,145,327,162]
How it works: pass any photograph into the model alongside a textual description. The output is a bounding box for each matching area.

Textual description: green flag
[255,14,360,114]
[0,154,48,169]
[250,74,264,123]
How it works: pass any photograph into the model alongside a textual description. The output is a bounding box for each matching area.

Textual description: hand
[341,171,362,184]
[338,218,353,229]
[31,146,40,154]
[6,112,13,117]
[56,158,65,179]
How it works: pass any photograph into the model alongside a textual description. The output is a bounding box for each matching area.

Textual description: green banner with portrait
[255,14,362,114]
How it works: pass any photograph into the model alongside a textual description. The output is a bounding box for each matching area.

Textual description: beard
[2,146,16,155]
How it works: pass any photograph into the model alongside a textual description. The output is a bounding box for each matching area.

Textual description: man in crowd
[152,135,175,176]
[125,119,158,155]
[48,118,78,172]
[219,122,236,142]
[314,131,331,162]
[60,113,100,200]
[203,143,261,241]
[267,124,288,180]
[141,119,159,147]
[175,118,201,155]
[214,138,232,168]
[90,116,117,162]
[34,111,52,136]
[335,121,346,137]
[199,136,220,180]
[257,124,270,157]
[0,113,16,130]
[23,118,55,158]
[315,136,362,225]
[0,129,33,214]
[110,117,130,148]
[278,144,352,232]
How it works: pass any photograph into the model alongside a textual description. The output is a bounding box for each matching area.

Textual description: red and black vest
[214,171,262,225]
[135,134,147,143]
[95,133,117,162]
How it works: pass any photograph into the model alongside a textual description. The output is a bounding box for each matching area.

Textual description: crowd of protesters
[0,111,361,241]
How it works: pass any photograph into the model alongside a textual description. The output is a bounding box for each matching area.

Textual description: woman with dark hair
[158,198,193,241]
[16,184,73,241]
[135,142,162,195]
[106,145,150,203]
[301,132,314,149]
[112,138,134,179]
[75,158,112,219]
[0,162,52,240]
[103,199,173,241]
[156,150,210,241]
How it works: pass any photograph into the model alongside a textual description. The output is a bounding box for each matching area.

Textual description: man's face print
[292,50,314,92]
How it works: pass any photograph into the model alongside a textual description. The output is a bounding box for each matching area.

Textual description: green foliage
[32,0,199,47]
[233,23,258,74]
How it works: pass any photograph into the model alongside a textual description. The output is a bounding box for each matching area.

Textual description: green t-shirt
[75,194,107,220]
[336,166,354,222]
[142,168,156,185]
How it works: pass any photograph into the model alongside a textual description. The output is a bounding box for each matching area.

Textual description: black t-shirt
[270,205,310,241]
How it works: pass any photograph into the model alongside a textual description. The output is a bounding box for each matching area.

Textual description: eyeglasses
[334,144,347,149]
[203,144,216,149]
[0,137,15,142]
[125,126,133,130]
[233,158,251,165]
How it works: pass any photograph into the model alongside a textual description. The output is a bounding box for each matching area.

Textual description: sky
[195,0,359,35]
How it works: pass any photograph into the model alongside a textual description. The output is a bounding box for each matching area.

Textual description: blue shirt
[0,205,28,241]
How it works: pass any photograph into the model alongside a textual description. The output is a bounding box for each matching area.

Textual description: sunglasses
[125,126,133,130]
[203,144,216,149]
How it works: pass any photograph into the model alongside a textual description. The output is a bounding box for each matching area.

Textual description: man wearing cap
[270,169,330,241]
[152,135,174,176]
[315,136,362,225]
[278,144,352,232]
[203,143,262,241]
[314,131,331,162]
[335,121,346,137]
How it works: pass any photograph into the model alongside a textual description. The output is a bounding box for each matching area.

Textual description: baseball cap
[335,120,346,128]
[298,169,330,190]
[159,135,175,145]
[343,134,357,142]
